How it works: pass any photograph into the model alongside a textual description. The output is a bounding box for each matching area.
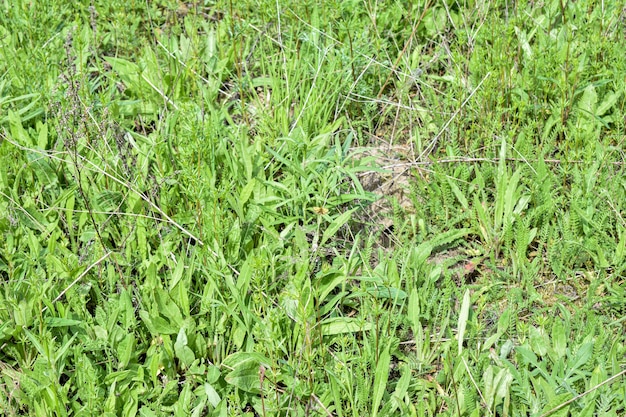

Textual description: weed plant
[1,0,626,416]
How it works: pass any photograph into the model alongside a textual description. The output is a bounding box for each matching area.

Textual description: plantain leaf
[372,341,391,417]
[320,317,373,336]
[223,352,272,394]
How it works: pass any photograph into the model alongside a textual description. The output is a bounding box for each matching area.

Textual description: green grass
[1,0,626,415]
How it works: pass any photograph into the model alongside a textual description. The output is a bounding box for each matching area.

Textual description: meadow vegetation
[1,0,626,415]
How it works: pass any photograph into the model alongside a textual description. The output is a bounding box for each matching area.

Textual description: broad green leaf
[117,333,135,369]
[225,361,260,394]
[494,138,509,232]
[590,364,607,388]
[103,370,133,385]
[139,310,177,335]
[96,190,125,212]
[390,364,411,414]
[596,90,621,116]
[169,256,186,291]
[568,341,593,371]
[372,342,391,417]
[122,389,138,417]
[493,368,513,407]
[503,168,522,223]
[408,288,420,332]
[483,366,495,410]
[320,208,357,247]
[483,366,513,411]
[105,57,141,89]
[484,309,511,351]
[264,145,306,177]
[152,316,178,335]
[529,325,549,357]
[26,151,58,186]
[119,289,137,329]
[239,177,256,207]
[552,320,567,359]
[155,288,184,327]
[328,192,377,205]
[577,84,597,115]
[578,399,597,417]
[497,308,511,334]
[223,352,272,394]
[317,270,346,303]
[23,328,47,358]
[44,318,83,327]
[514,26,533,59]
[366,285,407,300]
[8,110,34,147]
[0,93,40,123]
[174,328,195,367]
[203,383,221,408]
[36,121,48,149]
[55,333,78,366]
[385,258,400,287]
[474,194,492,243]
[446,177,469,210]
[515,345,555,385]
[139,407,158,417]
[222,352,272,371]
[136,222,147,258]
[320,317,373,336]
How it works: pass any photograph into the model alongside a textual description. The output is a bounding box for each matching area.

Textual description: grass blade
[458,289,471,355]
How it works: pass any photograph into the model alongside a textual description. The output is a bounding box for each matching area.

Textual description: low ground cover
[1,1,626,415]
